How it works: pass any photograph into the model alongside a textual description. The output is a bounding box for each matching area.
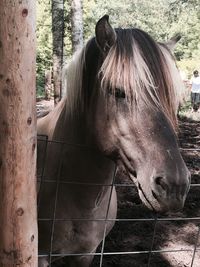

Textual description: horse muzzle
[143,171,191,213]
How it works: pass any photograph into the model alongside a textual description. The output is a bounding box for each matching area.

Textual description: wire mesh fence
[37,135,200,267]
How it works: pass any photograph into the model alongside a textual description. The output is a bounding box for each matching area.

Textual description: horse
[37,15,191,267]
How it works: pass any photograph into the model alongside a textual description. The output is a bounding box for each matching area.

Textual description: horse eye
[115,88,126,98]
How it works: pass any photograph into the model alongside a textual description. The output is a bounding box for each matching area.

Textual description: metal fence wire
[37,135,200,267]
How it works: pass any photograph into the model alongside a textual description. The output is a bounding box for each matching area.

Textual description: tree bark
[52,0,64,105]
[71,0,84,53]
[0,1,38,266]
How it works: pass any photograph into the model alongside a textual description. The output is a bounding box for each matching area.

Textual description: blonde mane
[62,48,86,115]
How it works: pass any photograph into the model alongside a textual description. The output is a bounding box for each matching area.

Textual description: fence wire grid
[37,135,200,267]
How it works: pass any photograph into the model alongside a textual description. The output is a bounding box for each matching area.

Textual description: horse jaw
[123,143,190,213]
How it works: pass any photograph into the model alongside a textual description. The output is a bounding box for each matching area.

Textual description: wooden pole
[0,1,38,266]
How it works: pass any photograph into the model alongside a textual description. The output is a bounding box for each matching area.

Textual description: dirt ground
[37,100,200,267]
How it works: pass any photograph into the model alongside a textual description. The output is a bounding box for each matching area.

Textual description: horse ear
[165,34,181,51]
[95,15,117,54]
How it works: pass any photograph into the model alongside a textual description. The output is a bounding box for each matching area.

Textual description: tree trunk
[52,0,64,105]
[71,0,84,53]
[0,1,38,266]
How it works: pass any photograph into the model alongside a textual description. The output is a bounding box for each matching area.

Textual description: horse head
[83,15,190,213]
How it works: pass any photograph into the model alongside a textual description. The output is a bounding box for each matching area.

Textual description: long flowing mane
[62,28,183,129]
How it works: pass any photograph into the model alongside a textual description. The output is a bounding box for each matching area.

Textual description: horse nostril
[132,171,137,178]
[154,176,168,191]
[155,176,163,186]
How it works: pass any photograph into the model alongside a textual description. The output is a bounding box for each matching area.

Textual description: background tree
[71,0,84,53]
[52,0,65,104]
[83,0,200,76]
[36,0,200,97]
[36,0,52,97]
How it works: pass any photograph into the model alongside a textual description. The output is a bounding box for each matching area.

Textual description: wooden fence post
[0,1,38,266]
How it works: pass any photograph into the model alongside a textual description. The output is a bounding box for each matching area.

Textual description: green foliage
[36,0,200,96]
[180,100,192,112]
[83,0,171,40]
[169,6,200,61]
[83,0,200,60]
[178,100,192,119]
[36,0,52,96]
[177,59,200,78]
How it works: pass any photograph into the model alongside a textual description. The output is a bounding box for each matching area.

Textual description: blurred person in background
[190,70,200,112]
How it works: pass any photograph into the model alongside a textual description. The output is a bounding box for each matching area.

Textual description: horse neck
[53,103,90,145]
[52,104,116,185]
